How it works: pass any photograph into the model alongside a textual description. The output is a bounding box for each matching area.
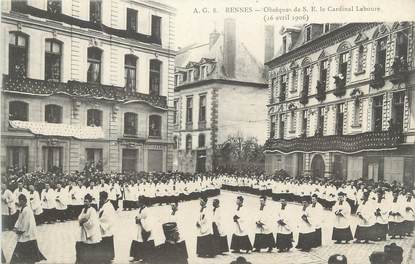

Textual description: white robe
[2,189,16,215]
[306,202,324,229]
[28,191,43,215]
[256,206,273,234]
[403,199,415,221]
[135,207,153,242]
[356,201,375,227]
[298,208,314,234]
[14,205,37,242]
[389,200,404,223]
[78,207,102,244]
[212,207,225,236]
[55,188,68,210]
[197,207,212,237]
[374,200,389,225]
[99,200,116,237]
[233,206,248,236]
[41,189,56,209]
[276,207,292,234]
[332,201,351,229]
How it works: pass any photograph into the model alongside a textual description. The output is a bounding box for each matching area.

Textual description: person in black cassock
[153,222,188,264]
[10,194,46,264]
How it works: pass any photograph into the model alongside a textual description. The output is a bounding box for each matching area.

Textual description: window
[339,52,348,79]
[149,59,161,95]
[198,134,205,148]
[47,0,62,14]
[173,100,178,124]
[174,74,179,87]
[336,103,344,135]
[279,75,287,101]
[45,39,62,82]
[173,136,178,149]
[270,77,277,103]
[149,115,162,138]
[317,107,325,135]
[45,104,62,123]
[291,69,297,92]
[303,66,311,92]
[270,115,276,138]
[186,134,192,152]
[396,30,408,60]
[376,37,387,76]
[200,65,207,80]
[7,147,28,172]
[357,45,365,72]
[9,32,28,78]
[151,15,162,40]
[122,149,137,172]
[182,72,188,82]
[125,55,137,92]
[124,112,137,135]
[90,0,102,24]
[126,8,138,32]
[199,94,206,122]
[323,23,330,33]
[87,47,102,83]
[319,59,328,88]
[353,100,361,126]
[373,95,383,132]
[9,101,28,121]
[279,114,285,139]
[305,26,312,42]
[85,148,103,169]
[391,92,405,131]
[43,147,63,172]
[188,70,194,82]
[87,109,102,127]
[11,0,27,11]
[186,97,193,123]
[302,110,308,136]
[282,36,287,53]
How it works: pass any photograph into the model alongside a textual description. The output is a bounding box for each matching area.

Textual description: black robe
[153,240,188,264]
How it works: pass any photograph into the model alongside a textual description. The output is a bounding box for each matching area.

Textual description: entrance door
[43,147,63,172]
[148,150,163,172]
[368,162,379,182]
[196,150,206,173]
[122,149,138,172]
[311,154,325,178]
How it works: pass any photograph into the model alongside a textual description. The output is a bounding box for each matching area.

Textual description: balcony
[389,57,410,84]
[333,75,346,96]
[299,90,308,105]
[264,130,403,154]
[315,80,326,102]
[2,75,167,109]
[370,64,386,89]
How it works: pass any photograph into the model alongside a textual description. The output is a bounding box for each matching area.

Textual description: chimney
[223,18,236,78]
[264,25,275,63]
[209,29,220,49]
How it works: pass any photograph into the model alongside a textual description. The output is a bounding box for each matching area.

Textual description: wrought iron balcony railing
[2,75,167,109]
[264,130,403,154]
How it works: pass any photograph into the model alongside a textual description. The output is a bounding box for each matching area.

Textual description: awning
[9,121,104,140]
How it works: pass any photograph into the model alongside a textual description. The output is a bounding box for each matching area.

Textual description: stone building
[264,23,415,185]
[172,18,268,173]
[1,0,176,173]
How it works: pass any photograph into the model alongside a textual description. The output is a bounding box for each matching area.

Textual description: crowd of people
[1,168,414,263]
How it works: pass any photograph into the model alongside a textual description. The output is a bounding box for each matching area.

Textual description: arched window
[45,104,63,123]
[357,45,365,73]
[125,55,137,92]
[198,134,205,148]
[9,101,28,121]
[149,115,161,138]
[87,109,102,127]
[87,47,102,83]
[186,134,192,152]
[124,112,137,135]
[45,39,62,81]
[89,0,102,24]
[9,32,28,78]
[149,59,161,95]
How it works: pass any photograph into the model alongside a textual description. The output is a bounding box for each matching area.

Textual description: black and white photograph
[1,0,415,263]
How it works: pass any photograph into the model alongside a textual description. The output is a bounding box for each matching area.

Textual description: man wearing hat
[384,243,403,264]
[328,254,347,264]
[332,192,353,244]
[154,222,188,264]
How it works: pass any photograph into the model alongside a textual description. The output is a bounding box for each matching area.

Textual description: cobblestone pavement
[2,190,414,264]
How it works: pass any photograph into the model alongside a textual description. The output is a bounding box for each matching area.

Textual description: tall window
[320,59,328,89]
[186,134,192,153]
[335,103,344,135]
[9,101,28,121]
[279,74,287,101]
[45,104,62,123]
[151,15,162,41]
[279,114,285,139]
[85,148,103,169]
[9,32,28,78]
[173,100,178,124]
[302,110,308,136]
[126,8,138,32]
[125,55,137,92]
[45,39,62,82]
[317,107,325,135]
[200,65,207,80]
[323,23,330,33]
[282,36,287,54]
[198,134,205,148]
[373,95,383,132]
[291,69,297,92]
[270,77,277,103]
[43,147,63,172]
[305,26,311,42]
[11,0,27,11]
[149,59,161,95]
[353,100,361,126]
[149,115,161,138]
[303,66,311,93]
[87,47,102,83]
[339,52,348,80]
[199,94,206,122]
[270,115,276,138]
[357,45,365,72]
[396,30,408,60]
[47,0,62,14]
[290,111,295,132]
[392,92,405,131]
[124,112,137,135]
[87,109,102,127]
[186,97,193,123]
[90,0,102,24]
[173,136,178,149]
[7,147,28,172]
[376,37,387,76]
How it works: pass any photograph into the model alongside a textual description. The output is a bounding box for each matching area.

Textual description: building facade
[173,19,268,173]
[1,0,176,173]
[264,22,415,185]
